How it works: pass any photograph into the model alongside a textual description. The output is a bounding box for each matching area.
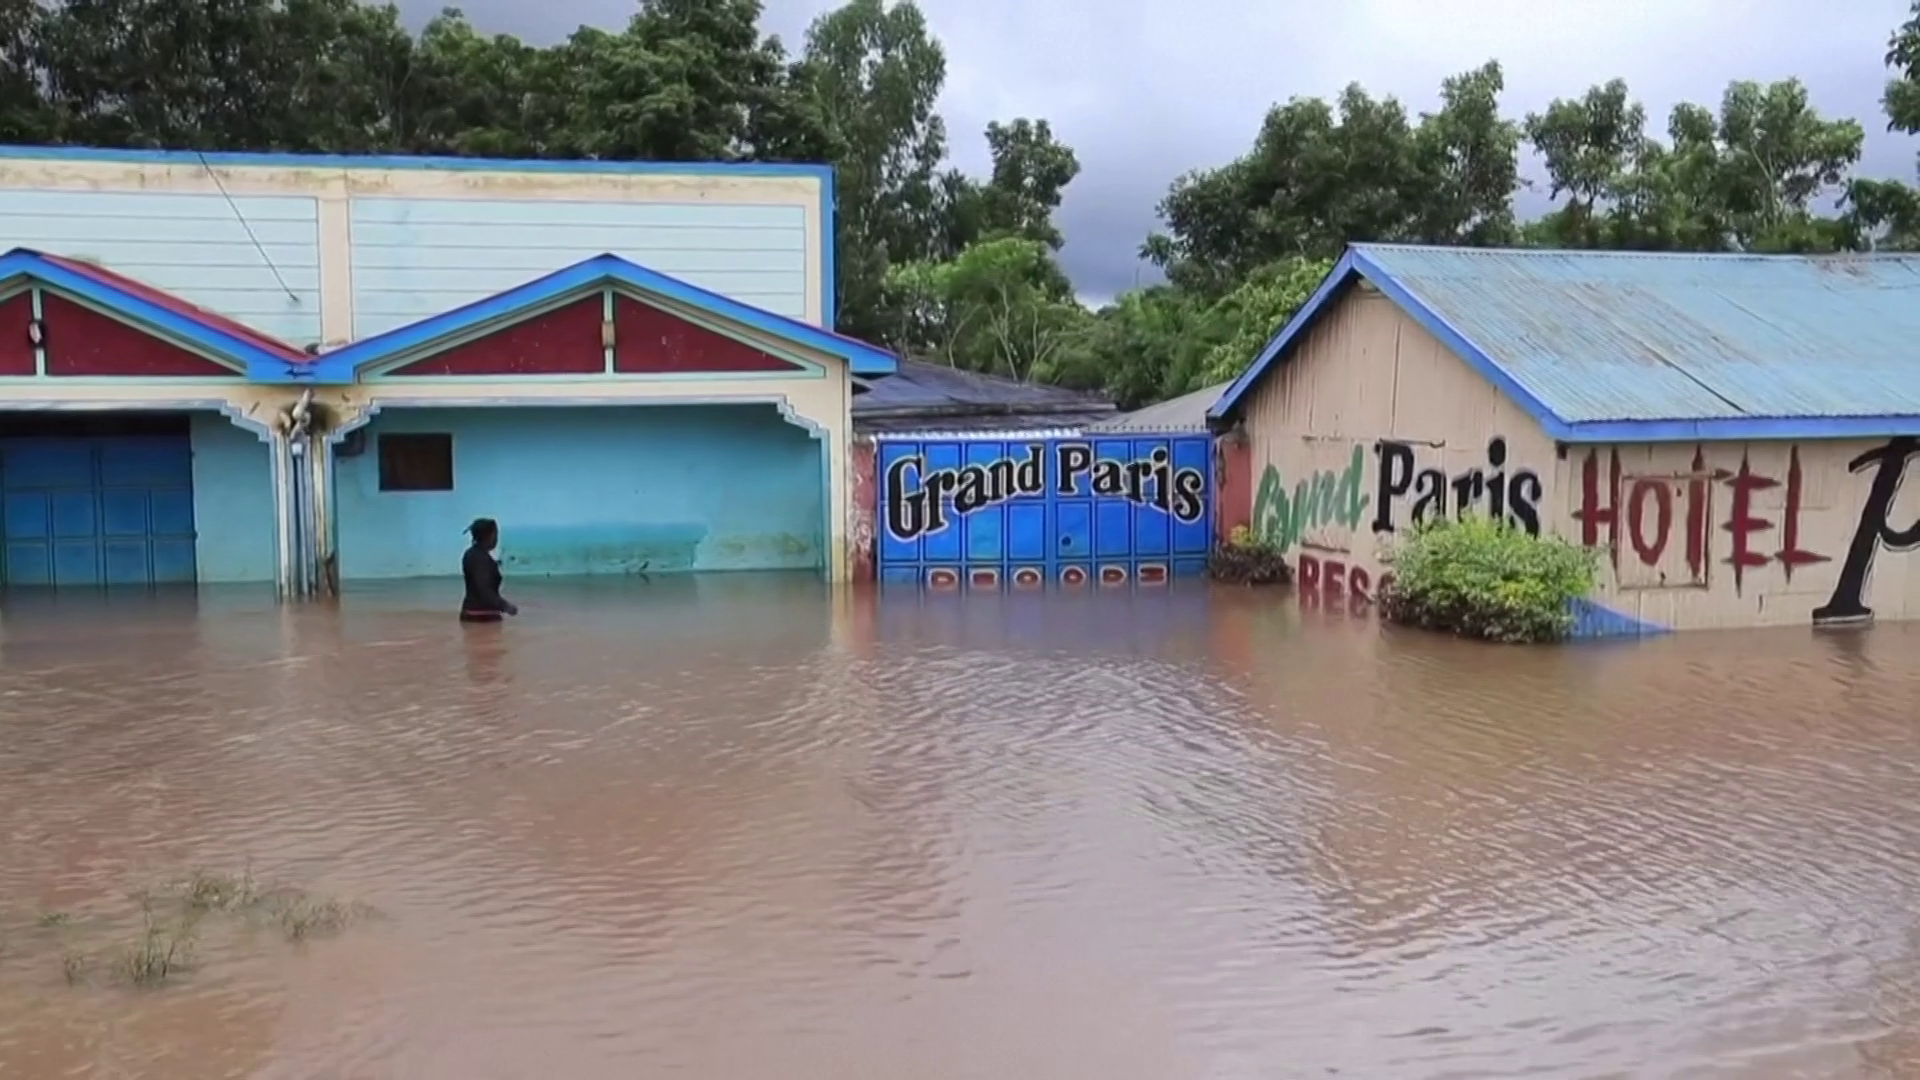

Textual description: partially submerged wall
[1239,287,1920,633]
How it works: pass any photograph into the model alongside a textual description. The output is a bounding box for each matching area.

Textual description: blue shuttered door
[1,436,197,587]
[876,434,1213,588]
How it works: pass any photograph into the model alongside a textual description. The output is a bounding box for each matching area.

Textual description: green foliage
[1209,525,1291,586]
[884,235,1092,383]
[1035,256,1331,409]
[1192,257,1333,388]
[3,0,1920,409]
[1379,516,1599,644]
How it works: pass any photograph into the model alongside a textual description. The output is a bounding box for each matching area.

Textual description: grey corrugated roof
[853,357,1115,434]
[858,411,1120,434]
[1360,244,1920,424]
[1088,382,1228,433]
[1213,243,1920,443]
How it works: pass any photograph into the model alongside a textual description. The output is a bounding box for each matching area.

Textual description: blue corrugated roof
[1210,243,1920,443]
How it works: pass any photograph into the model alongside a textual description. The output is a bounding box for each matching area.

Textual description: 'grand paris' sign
[884,441,1205,541]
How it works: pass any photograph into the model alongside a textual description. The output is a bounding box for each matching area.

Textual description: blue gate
[875,434,1213,588]
[1,436,197,587]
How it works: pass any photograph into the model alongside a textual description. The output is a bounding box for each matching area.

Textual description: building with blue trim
[0,145,889,594]
[1209,243,1920,634]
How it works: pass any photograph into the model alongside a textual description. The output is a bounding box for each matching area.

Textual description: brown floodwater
[2,577,1920,1079]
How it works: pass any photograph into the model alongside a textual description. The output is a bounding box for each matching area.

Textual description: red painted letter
[1626,480,1673,567]
[1717,455,1778,591]
[1297,555,1321,599]
[1572,449,1623,565]
[1773,446,1828,580]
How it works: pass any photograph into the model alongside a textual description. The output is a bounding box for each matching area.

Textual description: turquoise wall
[189,413,277,583]
[0,190,323,345]
[349,198,809,337]
[334,405,825,580]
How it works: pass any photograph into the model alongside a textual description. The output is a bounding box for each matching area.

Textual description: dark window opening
[378,433,454,492]
[0,411,193,437]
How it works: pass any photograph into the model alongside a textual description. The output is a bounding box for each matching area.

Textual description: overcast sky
[400,0,1920,302]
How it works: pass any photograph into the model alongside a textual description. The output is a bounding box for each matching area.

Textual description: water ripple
[3,579,1920,1078]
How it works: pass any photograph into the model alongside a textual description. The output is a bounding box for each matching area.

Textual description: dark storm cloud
[401,0,1920,301]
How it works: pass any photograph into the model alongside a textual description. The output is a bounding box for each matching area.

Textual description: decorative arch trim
[0,397,278,442]
[325,394,830,444]
[304,254,895,384]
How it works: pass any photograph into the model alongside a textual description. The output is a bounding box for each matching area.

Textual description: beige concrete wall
[1243,285,1558,606]
[1547,438,1920,630]
[1240,286,1920,632]
[0,153,829,341]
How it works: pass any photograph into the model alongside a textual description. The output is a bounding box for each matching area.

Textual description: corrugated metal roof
[853,357,1115,435]
[1211,243,1920,443]
[1088,382,1228,433]
[865,427,1092,441]
[1356,244,1920,425]
[858,412,1110,435]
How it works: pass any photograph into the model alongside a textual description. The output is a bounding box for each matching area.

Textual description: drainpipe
[289,389,318,598]
[274,390,320,600]
[272,426,295,600]
[309,431,335,596]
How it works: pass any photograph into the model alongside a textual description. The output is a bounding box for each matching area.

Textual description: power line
[196,150,299,303]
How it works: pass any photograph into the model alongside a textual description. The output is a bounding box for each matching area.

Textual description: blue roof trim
[0,144,839,329]
[1209,244,1920,444]
[1208,251,1362,425]
[1346,246,1574,436]
[819,169,837,330]
[1567,597,1669,639]
[0,144,827,178]
[302,252,895,383]
[0,249,292,377]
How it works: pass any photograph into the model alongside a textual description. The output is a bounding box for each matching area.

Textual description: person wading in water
[460,517,519,623]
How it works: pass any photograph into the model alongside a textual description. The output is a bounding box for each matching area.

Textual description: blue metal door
[876,434,1213,588]
[1,436,197,587]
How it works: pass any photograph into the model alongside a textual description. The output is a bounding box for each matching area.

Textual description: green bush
[1378,515,1598,643]
[1209,525,1292,585]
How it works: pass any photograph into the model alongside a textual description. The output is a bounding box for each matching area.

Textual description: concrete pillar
[270,428,296,599]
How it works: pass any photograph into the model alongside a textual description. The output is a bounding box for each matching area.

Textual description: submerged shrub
[1209,525,1292,586]
[1379,515,1598,644]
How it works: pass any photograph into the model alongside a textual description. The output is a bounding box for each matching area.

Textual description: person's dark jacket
[461,545,516,616]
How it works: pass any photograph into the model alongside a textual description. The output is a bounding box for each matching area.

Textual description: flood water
[2,577,1920,1079]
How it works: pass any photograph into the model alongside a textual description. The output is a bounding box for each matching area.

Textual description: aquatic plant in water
[1379,515,1598,644]
[26,864,376,987]
[117,902,199,988]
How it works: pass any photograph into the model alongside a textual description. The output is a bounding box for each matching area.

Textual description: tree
[1406,61,1520,247]
[1062,288,1217,408]
[1192,257,1333,388]
[1847,0,1920,249]
[0,0,52,143]
[402,10,555,157]
[965,118,1080,248]
[1143,61,1519,297]
[6,0,1913,411]
[1521,79,1648,248]
[1886,0,1920,142]
[1522,75,1865,253]
[884,235,1091,383]
[796,0,949,342]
